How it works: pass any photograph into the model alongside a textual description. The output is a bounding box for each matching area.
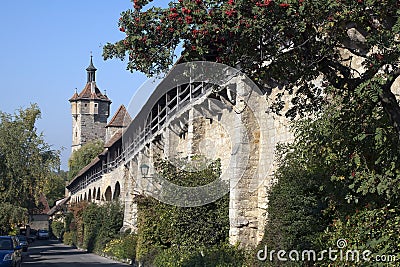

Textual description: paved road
[22,239,130,267]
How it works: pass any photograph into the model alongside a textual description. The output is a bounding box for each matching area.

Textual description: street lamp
[140,163,150,177]
[139,163,161,195]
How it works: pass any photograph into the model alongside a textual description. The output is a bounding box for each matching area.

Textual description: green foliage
[0,104,60,214]
[103,1,400,260]
[82,203,102,251]
[263,159,330,253]
[103,234,137,261]
[64,201,87,247]
[0,203,28,234]
[63,231,75,246]
[152,247,182,267]
[319,206,400,266]
[51,221,65,239]
[152,244,246,267]
[91,201,124,252]
[68,140,104,181]
[186,244,246,267]
[104,0,400,135]
[45,170,68,207]
[263,89,400,265]
[64,212,74,232]
[136,158,230,266]
[64,201,124,253]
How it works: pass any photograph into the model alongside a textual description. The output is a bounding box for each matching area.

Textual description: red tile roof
[106,105,132,128]
[69,82,111,102]
[70,92,79,100]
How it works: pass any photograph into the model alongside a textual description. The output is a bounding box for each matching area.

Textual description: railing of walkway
[68,81,216,195]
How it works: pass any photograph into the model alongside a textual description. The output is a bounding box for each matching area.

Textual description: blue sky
[0,1,171,170]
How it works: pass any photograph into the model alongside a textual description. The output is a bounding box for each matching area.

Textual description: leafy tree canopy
[46,170,68,207]
[104,0,400,137]
[0,104,60,227]
[0,104,60,209]
[0,203,28,234]
[68,140,104,181]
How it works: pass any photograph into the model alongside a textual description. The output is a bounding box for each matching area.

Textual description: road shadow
[23,239,131,266]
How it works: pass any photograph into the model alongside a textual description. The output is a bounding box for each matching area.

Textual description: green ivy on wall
[64,201,123,253]
[135,158,232,266]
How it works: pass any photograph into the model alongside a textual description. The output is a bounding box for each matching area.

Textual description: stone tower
[69,56,112,152]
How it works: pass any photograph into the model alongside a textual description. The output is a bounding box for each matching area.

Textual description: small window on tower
[75,132,77,137]
[85,104,88,107]
[94,102,99,114]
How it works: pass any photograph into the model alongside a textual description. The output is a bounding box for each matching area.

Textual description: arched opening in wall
[88,189,92,202]
[84,192,87,201]
[113,182,121,200]
[93,188,96,200]
[96,189,101,201]
[105,186,112,201]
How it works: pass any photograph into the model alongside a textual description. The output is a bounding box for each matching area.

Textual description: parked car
[16,236,28,252]
[0,235,22,267]
[28,229,37,243]
[27,235,35,243]
[37,229,49,240]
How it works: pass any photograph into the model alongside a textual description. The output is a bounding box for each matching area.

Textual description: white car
[37,230,49,240]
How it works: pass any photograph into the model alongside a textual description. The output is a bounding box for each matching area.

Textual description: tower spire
[86,53,97,83]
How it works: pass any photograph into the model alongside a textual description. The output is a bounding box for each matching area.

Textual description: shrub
[318,206,400,266]
[203,245,246,266]
[136,159,229,263]
[152,247,185,267]
[71,231,77,246]
[262,162,329,253]
[64,212,73,232]
[82,203,102,251]
[92,201,124,253]
[152,244,246,267]
[65,201,123,254]
[186,244,246,267]
[51,221,64,239]
[103,234,137,261]
[68,202,87,248]
[63,232,74,246]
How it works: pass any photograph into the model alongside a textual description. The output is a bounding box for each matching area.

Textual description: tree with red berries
[103,0,400,139]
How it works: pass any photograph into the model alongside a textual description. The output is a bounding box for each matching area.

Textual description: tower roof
[69,55,111,102]
[86,55,97,71]
[106,105,132,128]
[69,82,111,102]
